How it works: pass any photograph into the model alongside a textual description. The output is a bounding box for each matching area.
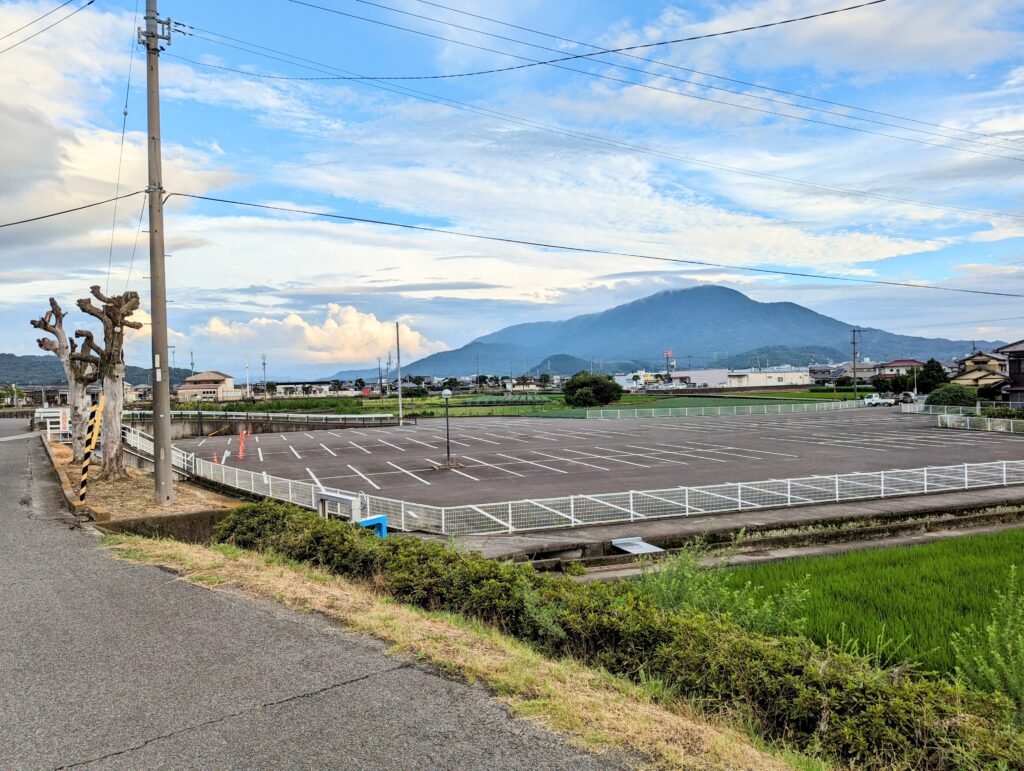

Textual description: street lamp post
[441,388,452,467]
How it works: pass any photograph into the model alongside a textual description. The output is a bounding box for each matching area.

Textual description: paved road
[0,426,616,769]
[176,410,1024,505]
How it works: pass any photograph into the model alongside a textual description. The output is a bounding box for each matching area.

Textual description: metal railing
[588,399,869,419]
[938,414,1024,434]
[121,426,1024,536]
[901,404,980,416]
[123,409,394,425]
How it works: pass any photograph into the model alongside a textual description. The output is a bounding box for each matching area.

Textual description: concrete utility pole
[851,328,860,399]
[395,322,403,426]
[141,0,173,504]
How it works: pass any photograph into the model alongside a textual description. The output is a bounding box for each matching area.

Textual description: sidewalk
[0,424,612,769]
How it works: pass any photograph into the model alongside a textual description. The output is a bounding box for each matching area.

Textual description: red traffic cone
[246,428,252,437]
[213,452,219,464]
[238,443,246,461]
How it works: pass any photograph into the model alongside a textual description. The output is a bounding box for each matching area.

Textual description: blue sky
[2,0,1024,377]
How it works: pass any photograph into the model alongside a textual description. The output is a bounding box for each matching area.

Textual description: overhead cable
[0,0,94,56]
[0,190,146,228]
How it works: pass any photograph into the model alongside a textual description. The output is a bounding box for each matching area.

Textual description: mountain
[323,286,1002,378]
[0,353,192,386]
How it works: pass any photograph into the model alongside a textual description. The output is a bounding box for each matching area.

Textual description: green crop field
[635,395,819,407]
[745,391,873,400]
[726,528,1024,672]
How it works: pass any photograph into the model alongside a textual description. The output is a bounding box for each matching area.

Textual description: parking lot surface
[174,410,1024,506]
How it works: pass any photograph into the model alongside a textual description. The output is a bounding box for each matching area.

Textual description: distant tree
[265,381,277,395]
[354,378,366,390]
[329,379,343,393]
[412,375,426,386]
[515,375,531,385]
[538,373,552,386]
[926,383,977,407]
[476,374,489,386]
[917,359,948,394]
[487,375,500,386]
[443,377,459,391]
[835,376,854,387]
[563,371,623,407]
[301,384,314,395]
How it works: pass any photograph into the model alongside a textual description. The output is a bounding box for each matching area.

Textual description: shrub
[926,383,978,407]
[215,502,1024,768]
[953,567,1024,725]
[982,407,1024,420]
[563,372,623,407]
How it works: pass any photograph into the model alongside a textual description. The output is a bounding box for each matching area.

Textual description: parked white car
[864,393,897,406]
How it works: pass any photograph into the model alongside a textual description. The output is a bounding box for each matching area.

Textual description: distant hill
[713,345,848,369]
[0,353,192,386]
[322,286,998,378]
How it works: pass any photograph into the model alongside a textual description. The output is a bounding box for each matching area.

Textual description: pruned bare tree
[30,298,99,461]
[72,286,143,480]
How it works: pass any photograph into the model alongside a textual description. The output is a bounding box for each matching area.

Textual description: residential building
[994,341,1024,399]
[175,371,244,402]
[951,351,1008,391]
[726,367,812,388]
[875,359,926,378]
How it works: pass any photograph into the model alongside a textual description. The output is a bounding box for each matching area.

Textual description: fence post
[1003,461,1008,486]
[787,478,792,506]
[629,491,635,521]
[684,486,689,515]
[570,496,576,525]
[507,501,513,532]
[880,470,886,497]
[441,507,446,534]
[964,464,969,489]
[834,474,840,502]
[401,500,406,531]
[923,467,929,492]
[736,483,743,510]
[288,479,293,503]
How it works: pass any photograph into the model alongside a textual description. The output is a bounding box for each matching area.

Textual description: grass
[725,527,1024,673]
[745,391,872,401]
[101,534,806,770]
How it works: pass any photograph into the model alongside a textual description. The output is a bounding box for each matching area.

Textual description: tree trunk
[69,380,90,462]
[99,367,127,481]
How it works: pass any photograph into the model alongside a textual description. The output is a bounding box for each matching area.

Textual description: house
[994,341,1024,399]
[175,371,244,402]
[951,351,1008,391]
[875,359,926,378]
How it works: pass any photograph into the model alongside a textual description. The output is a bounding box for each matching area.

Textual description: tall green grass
[726,528,1024,673]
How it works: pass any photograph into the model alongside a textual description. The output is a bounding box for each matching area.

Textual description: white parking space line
[227,437,233,445]
[349,441,372,454]
[532,450,607,471]
[462,455,524,476]
[257,448,264,462]
[348,429,370,436]
[304,433,316,439]
[460,434,500,445]
[253,436,259,443]
[684,441,799,458]
[379,440,406,452]
[424,458,480,481]
[197,438,207,447]
[565,447,649,468]
[347,464,380,490]
[320,443,337,456]
[289,445,302,459]
[387,461,432,485]
[280,434,288,441]
[222,450,231,461]
[610,446,691,466]
[327,431,343,438]
[306,467,325,489]
[484,432,529,443]
[645,443,755,461]
[495,453,568,474]
[406,437,438,449]
[522,432,559,442]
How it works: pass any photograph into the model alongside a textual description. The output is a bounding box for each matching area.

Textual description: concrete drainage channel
[527,504,1024,581]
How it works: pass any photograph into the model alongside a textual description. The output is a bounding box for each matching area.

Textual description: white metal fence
[123,409,394,425]
[901,404,980,416]
[121,426,1024,536]
[588,399,869,419]
[938,414,1024,434]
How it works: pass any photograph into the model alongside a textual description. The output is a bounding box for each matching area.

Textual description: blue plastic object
[358,515,388,539]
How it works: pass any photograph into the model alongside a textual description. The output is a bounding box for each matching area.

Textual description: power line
[165,33,1024,223]
[0,0,75,42]
[408,0,1024,150]
[352,0,1020,155]
[0,0,93,56]
[0,190,146,228]
[106,0,142,294]
[165,192,1024,299]
[286,0,888,76]
[271,4,1024,163]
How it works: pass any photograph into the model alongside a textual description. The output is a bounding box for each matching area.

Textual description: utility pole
[261,353,267,394]
[377,357,383,396]
[475,354,480,392]
[851,328,860,399]
[141,0,173,504]
[189,348,194,376]
[395,322,403,426]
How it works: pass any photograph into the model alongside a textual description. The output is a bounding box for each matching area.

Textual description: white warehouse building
[726,367,812,388]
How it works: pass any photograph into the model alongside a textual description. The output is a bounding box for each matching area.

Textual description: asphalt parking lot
[173,409,1024,506]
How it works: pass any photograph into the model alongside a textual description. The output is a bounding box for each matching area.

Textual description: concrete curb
[39,435,95,521]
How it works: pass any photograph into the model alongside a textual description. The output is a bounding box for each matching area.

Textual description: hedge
[215,502,1023,769]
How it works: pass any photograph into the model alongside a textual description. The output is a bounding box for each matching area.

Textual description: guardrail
[588,399,869,419]
[938,414,1024,434]
[901,404,980,415]
[123,410,394,425]
[122,426,1024,536]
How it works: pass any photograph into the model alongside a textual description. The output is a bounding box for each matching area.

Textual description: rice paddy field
[726,528,1024,673]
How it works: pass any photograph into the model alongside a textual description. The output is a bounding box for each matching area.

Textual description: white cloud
[194,304,448,364]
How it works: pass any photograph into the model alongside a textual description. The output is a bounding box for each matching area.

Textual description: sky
[2,0,1024,379]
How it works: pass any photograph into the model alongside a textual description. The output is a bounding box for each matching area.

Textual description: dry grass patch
[103,534,801,770]
[53,443,235,520]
